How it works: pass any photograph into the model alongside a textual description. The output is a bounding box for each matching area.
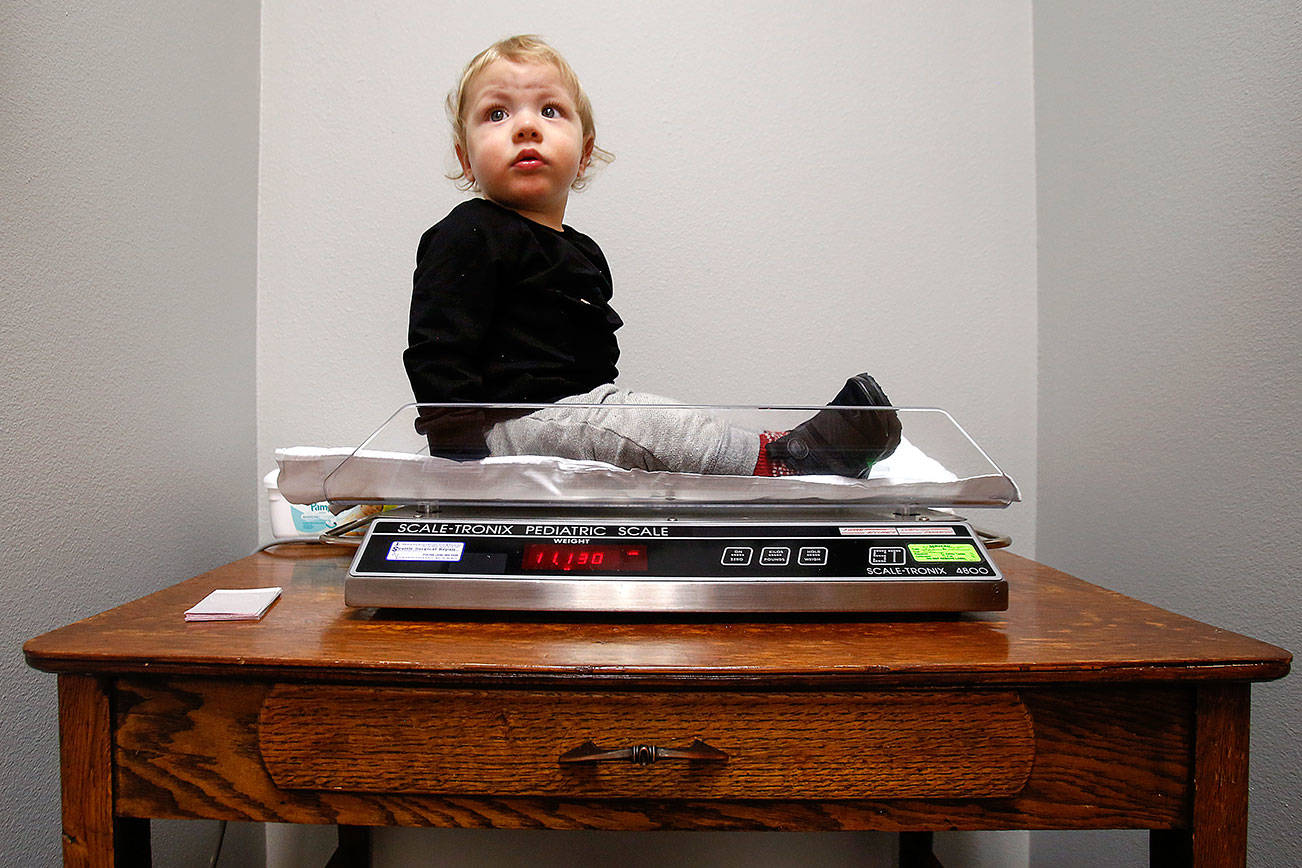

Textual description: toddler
[404,35,899,477]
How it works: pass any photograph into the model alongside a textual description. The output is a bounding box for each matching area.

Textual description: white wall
[257,2,1036,866]
[1,1,262,864]
[1034,2,1301,866]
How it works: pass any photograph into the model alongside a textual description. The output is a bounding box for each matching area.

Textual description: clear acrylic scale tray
[274,403,1019,517]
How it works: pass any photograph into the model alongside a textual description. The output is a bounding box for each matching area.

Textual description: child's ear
[455,143,475,183]
[578,136,595,176]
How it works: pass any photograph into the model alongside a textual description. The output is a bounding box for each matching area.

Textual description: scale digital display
[521,543,648,572]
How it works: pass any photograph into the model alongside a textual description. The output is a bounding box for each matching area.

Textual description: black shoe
[765,374,901,477]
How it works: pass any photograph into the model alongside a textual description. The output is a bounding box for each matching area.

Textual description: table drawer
[258,686,1034,799]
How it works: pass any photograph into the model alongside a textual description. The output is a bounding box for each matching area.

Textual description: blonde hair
[446,35,613,191]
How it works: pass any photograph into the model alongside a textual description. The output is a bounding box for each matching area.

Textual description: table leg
[1150,683,1250,868]
[325,825,371,867]
[59,674,150,867]
[899,831,943,868]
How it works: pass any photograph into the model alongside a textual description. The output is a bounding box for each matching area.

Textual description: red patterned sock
[753,431,798,476]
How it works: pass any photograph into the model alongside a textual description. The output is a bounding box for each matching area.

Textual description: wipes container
[264,469,341,537]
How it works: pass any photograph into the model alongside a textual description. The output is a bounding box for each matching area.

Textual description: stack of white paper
[184,587,282,622]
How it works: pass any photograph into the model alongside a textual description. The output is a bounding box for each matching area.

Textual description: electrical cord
[254,536,326,553]
[973,527,1012,549]
[209,820,227,867]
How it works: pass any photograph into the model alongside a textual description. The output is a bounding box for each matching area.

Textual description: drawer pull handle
[558,738,728,766]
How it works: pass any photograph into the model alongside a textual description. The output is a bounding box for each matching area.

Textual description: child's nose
[513,117,542,141]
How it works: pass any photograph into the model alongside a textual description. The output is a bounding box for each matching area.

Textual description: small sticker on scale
[909,526,958,536]
[907,543,980,563]
[387,541,465,562]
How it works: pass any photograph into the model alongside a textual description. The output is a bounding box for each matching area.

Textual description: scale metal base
[344,513,1007,614]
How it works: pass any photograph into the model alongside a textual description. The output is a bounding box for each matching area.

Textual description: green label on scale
[908,543,981,563]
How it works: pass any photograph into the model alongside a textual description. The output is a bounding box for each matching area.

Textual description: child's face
[457,59,594,230]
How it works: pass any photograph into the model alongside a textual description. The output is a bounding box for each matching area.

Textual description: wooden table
[25,546,1290,867]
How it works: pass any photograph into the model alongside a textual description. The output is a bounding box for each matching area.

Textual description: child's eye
[488,108,507,122]
[541,105,559,119]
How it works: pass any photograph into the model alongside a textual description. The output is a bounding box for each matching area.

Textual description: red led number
[522,544,646,573]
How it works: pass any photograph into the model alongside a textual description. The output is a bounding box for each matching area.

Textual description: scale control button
[721,546,753,566]
[798,546,828,566]
[760,547,791,566]
[870,547,907,566]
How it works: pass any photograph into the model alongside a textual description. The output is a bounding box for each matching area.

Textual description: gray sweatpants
[485,384,759,475]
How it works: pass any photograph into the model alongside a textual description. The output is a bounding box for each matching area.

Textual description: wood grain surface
[22,548,1292,687]
[58,675,112,867]
[114,678,1190,831]
[58,675,149,867]
[257,687,1034,799]
[1188,683,1250,867]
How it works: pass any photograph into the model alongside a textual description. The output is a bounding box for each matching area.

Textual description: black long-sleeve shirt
[403,198,623,456]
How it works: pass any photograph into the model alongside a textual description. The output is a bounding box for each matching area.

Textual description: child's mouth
[513,150,544,169]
